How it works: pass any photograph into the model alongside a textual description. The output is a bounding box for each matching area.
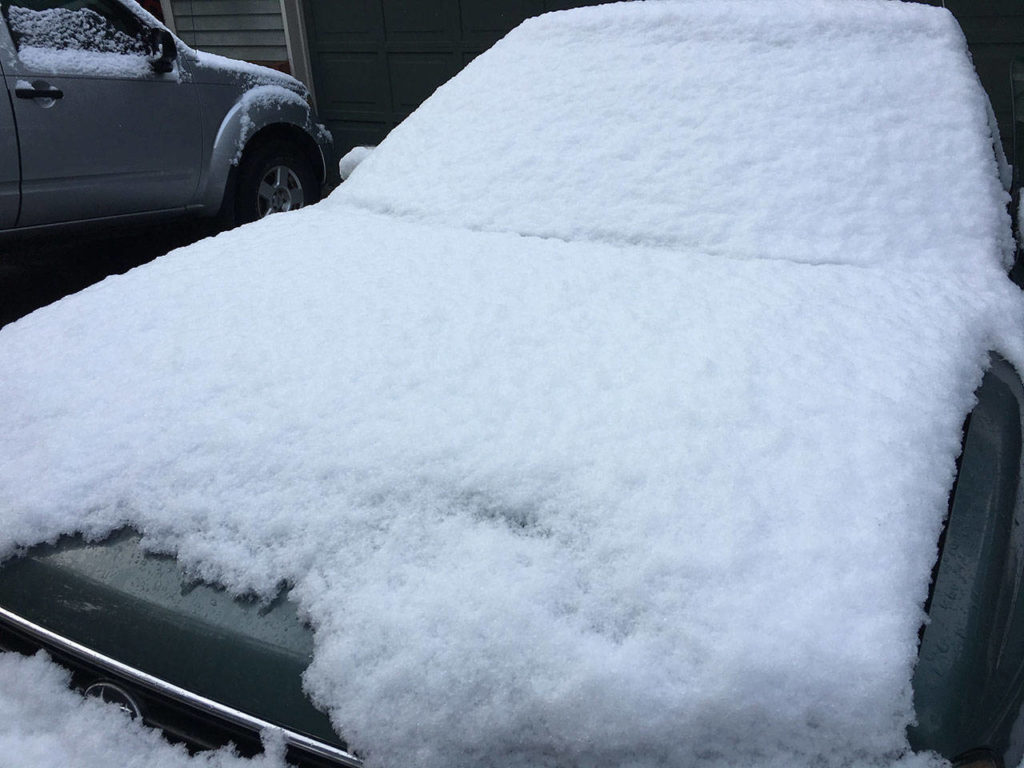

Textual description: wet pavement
[0,218,221,329]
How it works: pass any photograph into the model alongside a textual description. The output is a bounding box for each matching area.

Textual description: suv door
[0,0,201,227]
[0,49,19,228]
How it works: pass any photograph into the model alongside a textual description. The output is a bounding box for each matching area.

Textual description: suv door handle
[15,85,63,100]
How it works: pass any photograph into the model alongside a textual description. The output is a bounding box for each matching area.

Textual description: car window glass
[1,0,147,56]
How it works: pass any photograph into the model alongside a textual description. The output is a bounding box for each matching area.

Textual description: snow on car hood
[1,208,1021,768]
[1,2,1024,768]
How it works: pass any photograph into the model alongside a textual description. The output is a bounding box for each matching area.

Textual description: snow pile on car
[1,2,1023,768]
[340,0,1014,270]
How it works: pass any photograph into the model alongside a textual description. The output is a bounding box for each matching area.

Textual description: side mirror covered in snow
[148,28,176,74]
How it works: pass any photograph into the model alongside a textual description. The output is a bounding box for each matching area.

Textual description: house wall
[169,0,292,72]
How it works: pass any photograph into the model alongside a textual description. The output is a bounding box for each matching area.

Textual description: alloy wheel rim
[257,165,305,217]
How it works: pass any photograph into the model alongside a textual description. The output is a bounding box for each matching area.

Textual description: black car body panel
[0,530,357,766]
[910,355,1024,766]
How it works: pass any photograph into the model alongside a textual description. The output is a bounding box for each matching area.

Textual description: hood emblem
[84,681,143,720]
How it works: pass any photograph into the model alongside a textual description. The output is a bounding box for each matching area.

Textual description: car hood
[0,201,1022,768]
[183,45,307,94]
[0,527,342,750]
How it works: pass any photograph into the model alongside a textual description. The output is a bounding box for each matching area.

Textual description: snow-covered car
[1,2,1023,768]
[0,0,337,235]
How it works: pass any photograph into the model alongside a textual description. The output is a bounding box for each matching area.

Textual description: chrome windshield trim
[0,604,362,767]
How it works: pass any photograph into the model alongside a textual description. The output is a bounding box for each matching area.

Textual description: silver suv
[0,0,337,235]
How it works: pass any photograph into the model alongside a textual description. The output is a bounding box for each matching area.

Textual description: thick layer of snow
[1,208,1022,768]
[338,146,374,181]
[1,2,1023,768]
[340,0,1013,270]
[0,652,290,768]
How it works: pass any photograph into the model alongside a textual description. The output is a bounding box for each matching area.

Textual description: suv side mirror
[148,28,177,74]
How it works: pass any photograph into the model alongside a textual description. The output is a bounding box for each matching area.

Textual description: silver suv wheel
[235,141,320,226]
[257,165,305,218]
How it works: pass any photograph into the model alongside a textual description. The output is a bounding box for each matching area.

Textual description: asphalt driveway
[0,218,220,329]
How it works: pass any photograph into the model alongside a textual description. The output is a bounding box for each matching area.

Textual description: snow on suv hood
[1,2,1023,768]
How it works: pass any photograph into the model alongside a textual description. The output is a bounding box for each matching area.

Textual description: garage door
[301,0,606,156]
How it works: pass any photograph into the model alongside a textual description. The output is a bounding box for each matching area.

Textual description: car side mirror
[148,28,177,74]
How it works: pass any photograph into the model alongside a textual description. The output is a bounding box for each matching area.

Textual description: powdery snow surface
[340,0,1013,270]
[338,146,375,181]
[3,207,1021,768]
[1,2,1023,768]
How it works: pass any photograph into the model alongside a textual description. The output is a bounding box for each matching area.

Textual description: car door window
[2,0,150,73]
[3,0,146,51]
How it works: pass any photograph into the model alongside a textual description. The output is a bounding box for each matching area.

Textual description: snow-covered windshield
[339,1,1012,270]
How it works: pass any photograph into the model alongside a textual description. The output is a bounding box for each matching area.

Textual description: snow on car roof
[1,2,1023,768]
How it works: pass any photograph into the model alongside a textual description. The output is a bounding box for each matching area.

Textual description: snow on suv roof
[1,2,1023,767]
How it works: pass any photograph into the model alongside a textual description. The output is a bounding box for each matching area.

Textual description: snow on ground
[1,1,1023,767]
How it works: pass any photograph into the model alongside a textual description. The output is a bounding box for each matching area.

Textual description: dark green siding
[301,0,608,155]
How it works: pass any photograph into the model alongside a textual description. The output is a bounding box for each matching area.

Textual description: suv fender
[198,85,331,215]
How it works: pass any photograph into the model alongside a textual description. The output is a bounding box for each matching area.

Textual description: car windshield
[0,3,1022,768]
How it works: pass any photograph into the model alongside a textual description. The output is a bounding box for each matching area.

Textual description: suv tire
[235,142,319,225]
